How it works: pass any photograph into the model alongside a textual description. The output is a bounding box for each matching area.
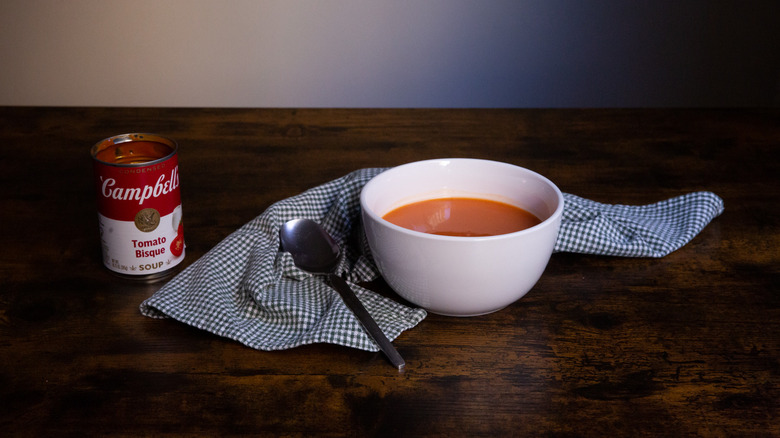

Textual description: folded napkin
[140,168,723,352]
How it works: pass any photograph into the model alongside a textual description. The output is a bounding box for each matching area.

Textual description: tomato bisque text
[91,133,185,281]
[133,237,168,257]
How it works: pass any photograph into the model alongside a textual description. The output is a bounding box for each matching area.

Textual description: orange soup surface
[382,197,542,237]
[94,140,174,165]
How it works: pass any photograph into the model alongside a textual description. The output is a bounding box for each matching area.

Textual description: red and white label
[93,155,184,276]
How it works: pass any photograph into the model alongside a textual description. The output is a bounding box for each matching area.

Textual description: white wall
[1,0,777,107]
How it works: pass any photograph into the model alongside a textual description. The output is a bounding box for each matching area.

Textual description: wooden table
[1,107,778,436]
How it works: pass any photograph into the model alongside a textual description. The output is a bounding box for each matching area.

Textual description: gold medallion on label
[134,208,160,232]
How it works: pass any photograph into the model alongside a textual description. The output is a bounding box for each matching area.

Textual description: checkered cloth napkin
[140,167,723,352]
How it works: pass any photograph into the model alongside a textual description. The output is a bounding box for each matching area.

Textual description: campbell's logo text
[100,166,179,205]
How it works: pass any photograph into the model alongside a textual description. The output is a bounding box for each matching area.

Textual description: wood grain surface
[1,107,777,436]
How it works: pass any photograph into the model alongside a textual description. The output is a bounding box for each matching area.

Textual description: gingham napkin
[140,167,723,352]
[555,192,724,257]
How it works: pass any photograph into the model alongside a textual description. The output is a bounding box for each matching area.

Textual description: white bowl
[360,158,563,316]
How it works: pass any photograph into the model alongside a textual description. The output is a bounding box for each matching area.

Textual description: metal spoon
[279,218,405,371]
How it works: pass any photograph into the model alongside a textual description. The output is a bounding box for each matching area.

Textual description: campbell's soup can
[91,133,185,281]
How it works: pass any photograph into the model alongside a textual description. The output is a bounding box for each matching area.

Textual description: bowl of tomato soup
[360,158,563,316]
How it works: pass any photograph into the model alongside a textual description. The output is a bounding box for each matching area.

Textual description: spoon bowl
[279,219,341,274]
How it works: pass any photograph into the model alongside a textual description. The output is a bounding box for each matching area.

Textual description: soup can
[91,133,185,281]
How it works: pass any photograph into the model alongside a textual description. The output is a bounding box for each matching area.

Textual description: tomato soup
[382,197,541,237]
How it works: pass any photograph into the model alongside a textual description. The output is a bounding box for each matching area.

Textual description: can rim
[91,133,178,167]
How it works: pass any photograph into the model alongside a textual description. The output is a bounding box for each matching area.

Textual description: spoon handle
[328,273,406,371]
